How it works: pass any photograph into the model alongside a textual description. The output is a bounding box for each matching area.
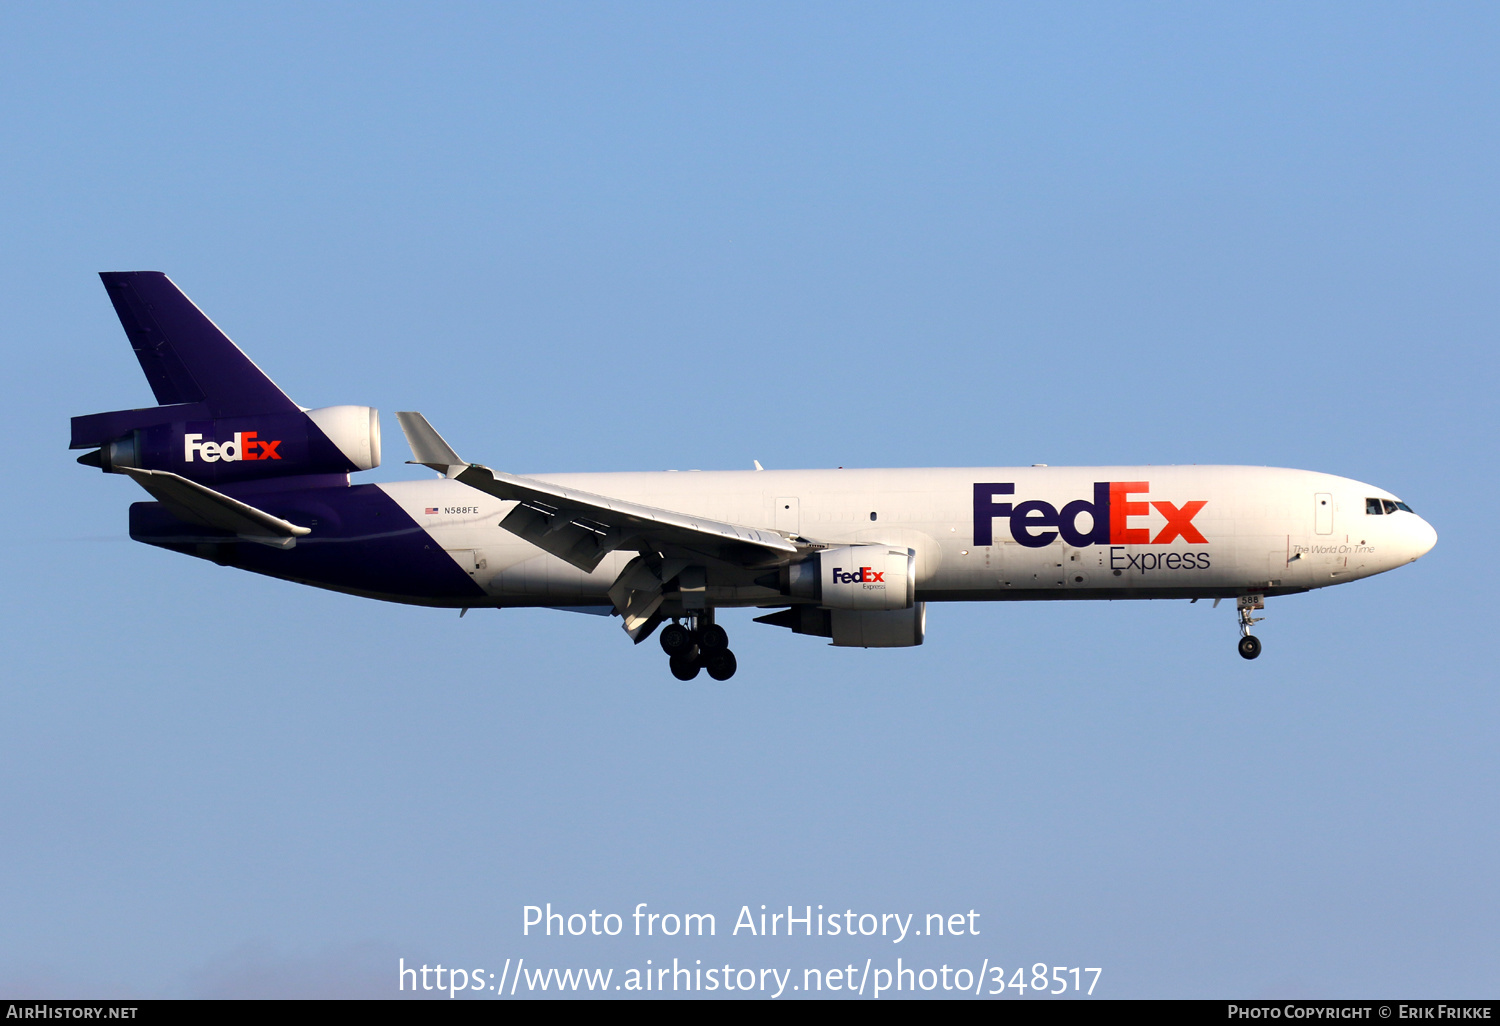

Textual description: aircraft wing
[120,466,312,549]
[395,412,800,573]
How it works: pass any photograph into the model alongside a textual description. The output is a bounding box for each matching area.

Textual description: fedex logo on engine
[184,432,283,463]
[832,566,885,585]
[973,481,1207,549]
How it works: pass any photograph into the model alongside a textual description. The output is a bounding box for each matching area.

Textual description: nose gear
[1236,594,1264,660]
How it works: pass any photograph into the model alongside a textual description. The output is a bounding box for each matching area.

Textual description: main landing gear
[660,614,738,681]
[1237,594,1264,660]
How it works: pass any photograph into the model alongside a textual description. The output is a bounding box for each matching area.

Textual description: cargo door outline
[774,496,799,535]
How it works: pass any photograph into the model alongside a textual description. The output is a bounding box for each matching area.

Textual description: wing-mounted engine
[753,545,923,647]
[772,544,915,611]
[754,602,927,648]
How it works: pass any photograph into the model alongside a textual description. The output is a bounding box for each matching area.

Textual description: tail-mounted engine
[73,405,381,484]
[71,271,382,485]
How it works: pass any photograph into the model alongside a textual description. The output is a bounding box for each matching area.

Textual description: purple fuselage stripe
[129,484,486,603]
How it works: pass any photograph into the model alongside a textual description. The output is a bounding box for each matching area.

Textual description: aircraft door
[774,496,800,535]
[446,549,487,576]
[1314,493,1333,535]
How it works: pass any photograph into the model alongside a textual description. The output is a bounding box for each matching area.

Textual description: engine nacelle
[754,602,927,648]
[305,406,382,472]
[72,405,382,485]
[784,545,915,611]
[832,603,926,648]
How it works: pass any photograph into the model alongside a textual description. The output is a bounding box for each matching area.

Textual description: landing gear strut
[1237,594,1264,660]
[659,612,737,680]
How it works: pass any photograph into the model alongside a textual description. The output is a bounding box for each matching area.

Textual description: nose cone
[1409,516,1438,561]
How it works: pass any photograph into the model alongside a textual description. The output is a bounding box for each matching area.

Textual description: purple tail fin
[75,274,377,487]
[99,272,299,416]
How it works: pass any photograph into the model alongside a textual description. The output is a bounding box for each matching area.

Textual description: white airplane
[75,273,1437,679]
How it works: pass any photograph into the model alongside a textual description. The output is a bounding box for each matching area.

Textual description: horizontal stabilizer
[120,467,311,549]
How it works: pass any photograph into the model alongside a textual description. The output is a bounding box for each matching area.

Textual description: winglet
[395,412,468,477]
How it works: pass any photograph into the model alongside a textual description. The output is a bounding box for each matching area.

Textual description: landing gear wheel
[1235,594,1265,661]
[704,649,738,681]
[669,655,702,680]
[699,624,729,652]
[660,622,694,657]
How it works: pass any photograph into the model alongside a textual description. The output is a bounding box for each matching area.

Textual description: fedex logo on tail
[974,481,1207,549]
[184,432,283,463]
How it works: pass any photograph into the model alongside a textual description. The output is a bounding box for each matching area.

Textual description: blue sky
[0,2,1495,998]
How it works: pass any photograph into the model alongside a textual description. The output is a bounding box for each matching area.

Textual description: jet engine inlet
[306,406,381,471]
[774,544,916,611]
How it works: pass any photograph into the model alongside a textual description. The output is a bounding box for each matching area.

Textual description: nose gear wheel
[1236,594,1264,660]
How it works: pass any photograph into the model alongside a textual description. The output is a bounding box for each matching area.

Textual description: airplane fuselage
[80,272,1438,674]
[130,464,1436,609]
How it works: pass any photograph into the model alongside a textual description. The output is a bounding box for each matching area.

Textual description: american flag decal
[424,507,439,515]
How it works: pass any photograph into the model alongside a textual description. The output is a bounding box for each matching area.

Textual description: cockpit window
[1366,497,1384,515]
[1382,499,1399,515]
[1395,501,1414,513]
